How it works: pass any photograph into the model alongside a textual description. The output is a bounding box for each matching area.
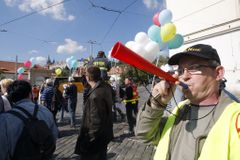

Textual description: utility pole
[87,40,100,60]
[15,55,18,80]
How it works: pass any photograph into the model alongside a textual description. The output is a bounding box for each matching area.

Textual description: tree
[0,70,5,80]
[119,56,168,85]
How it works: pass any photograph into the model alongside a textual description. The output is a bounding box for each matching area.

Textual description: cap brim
[168,52,212,65]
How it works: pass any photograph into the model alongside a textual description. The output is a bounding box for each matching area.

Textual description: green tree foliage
[0,70,5,80]
[120,65,151,85]
[119,56,168,85]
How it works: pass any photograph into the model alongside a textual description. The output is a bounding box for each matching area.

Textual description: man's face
[124,78,131,85]
[178,57,221,104]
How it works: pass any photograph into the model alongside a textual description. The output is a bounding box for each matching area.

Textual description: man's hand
[151,78,177,109]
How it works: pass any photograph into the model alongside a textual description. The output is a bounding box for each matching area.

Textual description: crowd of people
[0,45,240,160]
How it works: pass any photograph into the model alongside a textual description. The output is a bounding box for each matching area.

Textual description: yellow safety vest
[154,101,240,160]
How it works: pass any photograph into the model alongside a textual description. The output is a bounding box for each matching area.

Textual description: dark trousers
[125,102,138,132]
[79,145,108,160]
[68,99,77,126]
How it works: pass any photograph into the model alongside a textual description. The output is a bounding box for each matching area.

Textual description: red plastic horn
[111,42,188,88]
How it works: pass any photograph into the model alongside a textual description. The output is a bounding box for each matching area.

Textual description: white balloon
[145,41,160,55]
[131,43,146,56]
[144,41,159,62]
[125,41,136,49]
[135,32,150,46]
[108,48,113,58]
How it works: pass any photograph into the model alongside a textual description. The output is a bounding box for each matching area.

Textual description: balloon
[134,32,150,46]
[24,60,32,69]
[158,9,172,25]
[147,25,161,43]
[161,23,176,42]
[18,74,24,80]
[131,43,147,58]
[66,56,75,69]
[152,12,160,26]
[55,68,62,76]
[168,34,184,49]
[144,41,159,62]
[71,59,78,70]
[17,67,25,74]
[125,41,136,49]
[30,57,36,67]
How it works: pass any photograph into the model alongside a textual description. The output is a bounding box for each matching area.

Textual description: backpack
[7,104,56,160]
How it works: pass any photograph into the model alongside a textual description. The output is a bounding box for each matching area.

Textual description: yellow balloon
[160,23,176,42]
[55,68,62,76]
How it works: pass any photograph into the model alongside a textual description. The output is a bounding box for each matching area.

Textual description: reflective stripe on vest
[123,97,139,104]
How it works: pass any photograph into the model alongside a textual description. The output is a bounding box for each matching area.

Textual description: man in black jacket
[65,77,78,127]
[74,66,113,160]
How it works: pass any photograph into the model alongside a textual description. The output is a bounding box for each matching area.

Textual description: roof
[0,61,25,74]
[0,61,48,74]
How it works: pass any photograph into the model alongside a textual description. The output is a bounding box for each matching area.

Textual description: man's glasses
[176,64,216,76]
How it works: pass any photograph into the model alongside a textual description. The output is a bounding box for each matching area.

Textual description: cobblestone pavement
[54,85,155,160]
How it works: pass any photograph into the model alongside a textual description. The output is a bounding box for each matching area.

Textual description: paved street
[53,85,156,160]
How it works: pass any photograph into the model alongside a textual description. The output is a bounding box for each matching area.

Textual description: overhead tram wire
[0,0,72,27]
[98,0,139,43]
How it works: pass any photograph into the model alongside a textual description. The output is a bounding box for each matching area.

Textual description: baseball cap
[168,44,221,65]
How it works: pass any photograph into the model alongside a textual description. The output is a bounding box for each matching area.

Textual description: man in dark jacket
[65,77,78,127]
[75,66,113,160]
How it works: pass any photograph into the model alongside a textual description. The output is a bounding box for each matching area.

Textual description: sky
[0,0,166,63]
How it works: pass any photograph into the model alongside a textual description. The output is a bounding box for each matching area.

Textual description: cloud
[143,0,165,10]
[57,38,86,54]
[4,0,18,6]
[4,0,75,21]
[28,49,38,54]
[31,56,47,66]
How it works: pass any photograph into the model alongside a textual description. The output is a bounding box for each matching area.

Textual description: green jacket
[136,92,240,160]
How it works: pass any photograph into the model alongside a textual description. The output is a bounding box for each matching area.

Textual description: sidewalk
[54,119,155,160]
[54,87,155,160]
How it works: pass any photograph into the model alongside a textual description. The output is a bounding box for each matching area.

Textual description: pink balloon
[18,74,24,80]
[152,12,160,26]
[24,60,32,69]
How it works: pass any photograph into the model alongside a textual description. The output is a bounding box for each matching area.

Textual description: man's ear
[215,66,225,81]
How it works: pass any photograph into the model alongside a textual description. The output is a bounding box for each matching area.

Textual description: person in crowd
[91,51,111,81]
[124,77,138,135]
[39,80,46,105]
[74,66,113,160]
[32,84,40,103]
[110,77,125,122]
[40,78,54,112]
[52,83,64,122]
[135,44,240,160]
[58,84,69,123]
[64,77,78,127]
[0,78,14,112]
[0,80,58,160]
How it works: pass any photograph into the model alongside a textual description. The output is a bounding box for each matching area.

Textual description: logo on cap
[185,48,201,52]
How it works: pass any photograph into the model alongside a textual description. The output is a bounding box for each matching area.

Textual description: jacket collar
[87,80,102,96]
